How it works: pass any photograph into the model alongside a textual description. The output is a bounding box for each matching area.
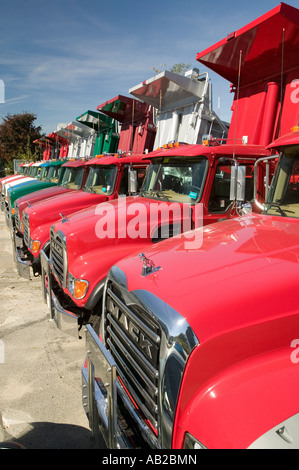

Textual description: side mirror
[230,165,246,201]
[128,169,138,194]
[238,201,253,215]
[254,155,278,210]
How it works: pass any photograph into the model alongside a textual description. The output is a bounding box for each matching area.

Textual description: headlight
[30,240,41,253]
[183,433,207,449]
[67,272,89,299]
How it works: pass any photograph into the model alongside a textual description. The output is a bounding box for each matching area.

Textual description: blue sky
[1,0,298,135]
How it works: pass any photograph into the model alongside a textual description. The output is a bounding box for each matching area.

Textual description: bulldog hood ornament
[139,253,161,277]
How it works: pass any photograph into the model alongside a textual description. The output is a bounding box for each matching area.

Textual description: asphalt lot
[0,209,96,449]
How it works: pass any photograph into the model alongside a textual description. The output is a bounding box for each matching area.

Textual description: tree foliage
[152,62,192,75]
[0,113,42,167]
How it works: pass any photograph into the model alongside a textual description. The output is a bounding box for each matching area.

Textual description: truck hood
[52,195,192,266]
[115,213,299,344]
[4,177,35,195]
[10,180,57,207]
[26,189,108,233]
[16,186,77,223]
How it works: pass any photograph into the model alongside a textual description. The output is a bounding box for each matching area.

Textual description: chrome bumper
[82,325,156,449]
[41,250,80,338]
[82,325,120,449]
[50,291,80,338]
[40,249,51,304]
[5,206,12,228]
[13,231,31,279]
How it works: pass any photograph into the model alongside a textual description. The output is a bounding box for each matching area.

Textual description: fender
[64,241,153,308]
[173,313,299,449]
[84,278,106,311]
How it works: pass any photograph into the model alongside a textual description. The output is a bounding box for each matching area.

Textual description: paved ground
[0,209,96,449]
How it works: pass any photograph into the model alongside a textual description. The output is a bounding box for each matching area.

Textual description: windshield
[140,158,208,203]
[83,165,117,195]
[40,166,50,180]
[46,165,62,183]
[60,167,84,189]
[29,166,38,177]
[263,148,299,218]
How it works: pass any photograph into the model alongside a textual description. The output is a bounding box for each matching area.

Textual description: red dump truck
[81,2,299,449]
[41,64,274,339]
[14,96,155,278]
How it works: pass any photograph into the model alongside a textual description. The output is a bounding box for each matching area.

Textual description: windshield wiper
[267,202,294,217]
[142,189,169,201]
[84,185,96,193]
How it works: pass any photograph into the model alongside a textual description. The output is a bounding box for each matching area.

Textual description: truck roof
[86,153,151,166]
[40,159,67,167]
[62,159,88,167]
[141,143,271,160]
[267,128,299,149]
[196,2,299,86]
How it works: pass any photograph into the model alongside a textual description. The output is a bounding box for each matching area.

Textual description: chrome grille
[15,203,20,229]
[105,281,161,434]
[23,212,30,247]
[50,227,66,286]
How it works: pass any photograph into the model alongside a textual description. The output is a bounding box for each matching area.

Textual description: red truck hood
[53,195,193,266]
[26,189,108,233]
[16,186,76,223]
[115,213,299,343]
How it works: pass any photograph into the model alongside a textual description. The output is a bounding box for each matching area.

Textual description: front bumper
[41,249,80,338]
[82,324,153,449]
[13,231,32,279]
[5,204,12,228]
[13,231,41,279]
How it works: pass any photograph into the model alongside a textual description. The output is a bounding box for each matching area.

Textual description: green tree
[0,112,42,173]
[152,62,192,75]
